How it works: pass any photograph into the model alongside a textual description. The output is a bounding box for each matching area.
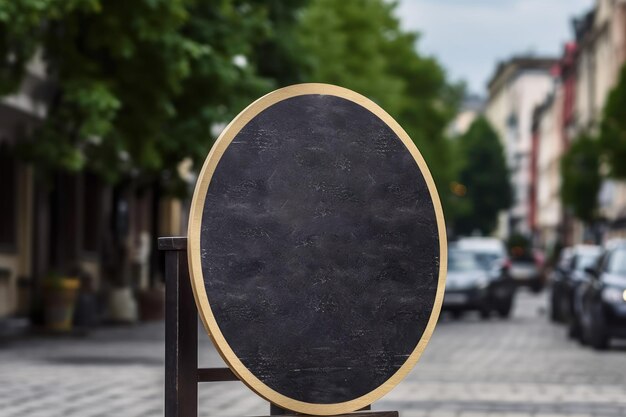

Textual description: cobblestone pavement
[1,291,626,417]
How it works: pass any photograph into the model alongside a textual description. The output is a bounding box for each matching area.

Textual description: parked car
[457,237,515,317]
[549,245,602,323]
[443,248,515,319]
[509,246,545,292]
[457,237,507,269]
[576,241,626,350]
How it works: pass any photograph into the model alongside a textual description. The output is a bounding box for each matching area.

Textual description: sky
[396,0,594,96]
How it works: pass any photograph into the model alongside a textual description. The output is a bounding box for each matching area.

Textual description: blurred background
[1,0,626,416]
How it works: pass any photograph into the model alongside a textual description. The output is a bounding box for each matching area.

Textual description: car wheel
[567,316,581,340]
[549,296,559,322]
[497,302,512,319]
[451,310,463,319]
[589,317,609,350]
[588,307,610,350]
[588,326,609,350]
[531,281,543,294]
[479,308,490,320]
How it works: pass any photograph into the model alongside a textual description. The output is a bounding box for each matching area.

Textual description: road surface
[1,291,625,417]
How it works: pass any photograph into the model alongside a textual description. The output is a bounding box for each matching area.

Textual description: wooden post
[160,236,197,417]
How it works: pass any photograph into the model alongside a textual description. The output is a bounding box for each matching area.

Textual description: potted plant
[43,272,80,332]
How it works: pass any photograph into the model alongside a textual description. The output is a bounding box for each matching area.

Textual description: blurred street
[1,291,625,417]
[2,1,626,416]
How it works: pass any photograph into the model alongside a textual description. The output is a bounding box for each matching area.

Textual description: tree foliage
[297,0,462,209]
[0,0,306,186]
[0,0,460,201]
[248,0,310,86]
[453,117,512,236]
[159,1,299,192]
[599,63,626,179]
[560,133,602,225]
[0,0,200,182]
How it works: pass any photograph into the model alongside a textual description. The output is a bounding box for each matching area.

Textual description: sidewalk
[0,322,266,417]
[1,292,626,417]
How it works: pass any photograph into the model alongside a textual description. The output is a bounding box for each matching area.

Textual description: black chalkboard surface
[188,84,446,415]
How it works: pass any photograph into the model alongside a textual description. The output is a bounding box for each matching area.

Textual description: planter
[43,278,80,332]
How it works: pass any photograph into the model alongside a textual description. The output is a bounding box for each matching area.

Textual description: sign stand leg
[163,237,197,417]
[160,236,395,417]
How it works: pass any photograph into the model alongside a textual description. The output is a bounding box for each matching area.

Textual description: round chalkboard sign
[188,84,446,415]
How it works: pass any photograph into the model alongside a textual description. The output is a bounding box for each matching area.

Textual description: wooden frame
[186,84,447,415]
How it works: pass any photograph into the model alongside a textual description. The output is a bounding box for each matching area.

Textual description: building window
[0,144,17,250]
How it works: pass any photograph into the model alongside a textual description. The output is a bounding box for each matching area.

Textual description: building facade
[485,57,557,239]
[0,58,185,321]
[530,43,580,253]
[532,91,563,251]
[0,54,51,318]
[573,0,626,241]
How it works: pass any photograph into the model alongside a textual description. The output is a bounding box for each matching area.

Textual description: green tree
[1,0,458,202]
[560,133,602,225]
[599,63,626,179]
[249,0,310,86]
[0,0,307,188]
[297,0,462,210]
[0,0,201,182]
[453,117,512,236]
[159,1,289,193]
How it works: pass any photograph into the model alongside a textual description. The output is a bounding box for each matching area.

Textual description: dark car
[485,260,516,318]
[509,247,545,292]
[549,245,602,323]
[443,249,515,319]
[576,241,626,350]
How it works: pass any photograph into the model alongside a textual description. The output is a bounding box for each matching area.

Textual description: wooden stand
[159,236,398,417]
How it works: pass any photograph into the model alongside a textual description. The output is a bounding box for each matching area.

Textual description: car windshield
[574,253,600,271]
[607,248,626,275]
[472,252,501,270]
[449,251,481,272]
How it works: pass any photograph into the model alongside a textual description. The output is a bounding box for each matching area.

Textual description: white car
[457,237,507,269]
